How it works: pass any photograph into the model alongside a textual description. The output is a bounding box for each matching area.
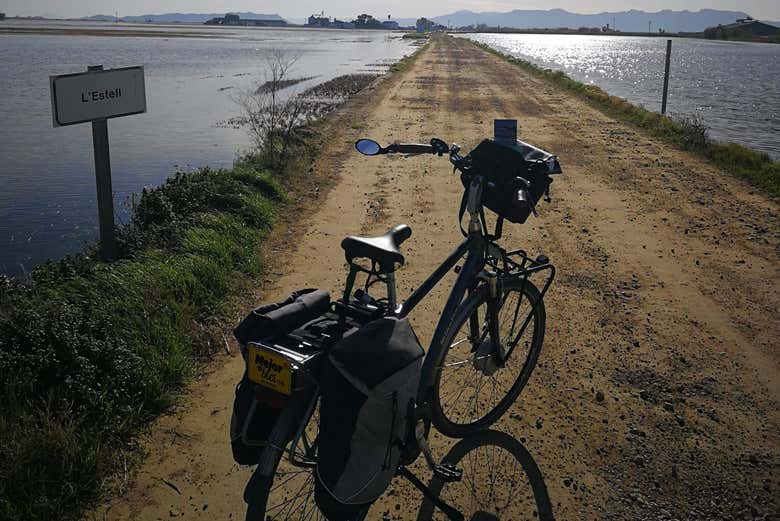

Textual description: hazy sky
[5,1,780,20]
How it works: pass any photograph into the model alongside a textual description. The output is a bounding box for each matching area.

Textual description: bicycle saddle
[341,224,412,272]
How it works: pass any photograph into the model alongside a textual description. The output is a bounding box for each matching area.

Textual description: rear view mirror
[355,139,382,156]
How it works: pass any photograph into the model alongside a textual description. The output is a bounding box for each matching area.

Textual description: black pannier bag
[231,289,339,466]
[231,361,317,466]
[233,288,330,345]
[315,317,424,520]
[467,138,562,224]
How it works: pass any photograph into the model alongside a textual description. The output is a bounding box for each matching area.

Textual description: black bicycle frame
[393,229,487,401]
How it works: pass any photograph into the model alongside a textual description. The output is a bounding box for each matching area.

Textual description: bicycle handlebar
[387,143,438,155]
[355,136,469,171]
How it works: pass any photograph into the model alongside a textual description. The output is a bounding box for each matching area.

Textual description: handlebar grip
[391,143,436,155]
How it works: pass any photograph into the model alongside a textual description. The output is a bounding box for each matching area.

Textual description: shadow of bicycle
[415,430,554,521]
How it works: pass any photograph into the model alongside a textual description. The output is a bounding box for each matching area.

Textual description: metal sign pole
[661,40,672,115]
[87,65,118,261]
[50,63,146,261]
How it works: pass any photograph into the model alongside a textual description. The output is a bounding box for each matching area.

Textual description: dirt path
[92,36,779,521]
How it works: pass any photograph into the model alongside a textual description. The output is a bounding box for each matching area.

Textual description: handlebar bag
[315,317,424,519]
[467,139,562,223]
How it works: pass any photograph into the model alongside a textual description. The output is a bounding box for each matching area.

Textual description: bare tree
[238,49,310,173]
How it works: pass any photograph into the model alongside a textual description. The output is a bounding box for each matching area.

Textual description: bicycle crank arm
[398,467,465,521]
[415,422,464,481]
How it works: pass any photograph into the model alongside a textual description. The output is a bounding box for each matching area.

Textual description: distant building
[307,14,329,27]
[306,14,355,29]
[0,12,6,21]
[704,18,779,40]
[382,20,399,30]
[205,13,287,27]
[332,19,355,29]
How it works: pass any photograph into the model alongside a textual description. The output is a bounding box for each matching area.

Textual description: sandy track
[92,36,778,521]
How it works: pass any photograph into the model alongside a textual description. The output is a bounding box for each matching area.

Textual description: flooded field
[463,33,779,160]
[0,22,414,274]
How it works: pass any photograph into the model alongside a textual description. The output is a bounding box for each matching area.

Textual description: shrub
[0,165,279,521]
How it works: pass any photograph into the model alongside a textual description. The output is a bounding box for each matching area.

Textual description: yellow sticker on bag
[246,346,292,395]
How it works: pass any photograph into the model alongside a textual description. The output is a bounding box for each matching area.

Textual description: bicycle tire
[244,399,330,521]
[429,278,545,438]
[244,400,371,521]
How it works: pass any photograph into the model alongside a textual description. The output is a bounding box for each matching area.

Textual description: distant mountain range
[426,9,757,33]
[79,9,775,33]
[82,12,286,24]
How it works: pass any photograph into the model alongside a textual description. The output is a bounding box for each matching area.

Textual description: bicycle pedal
[433,463,463,483]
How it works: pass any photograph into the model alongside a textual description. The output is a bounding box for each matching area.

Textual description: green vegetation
[0,163,287,521]
[0,41,424,521]
[402,32,430,40]
[468,39,780,198]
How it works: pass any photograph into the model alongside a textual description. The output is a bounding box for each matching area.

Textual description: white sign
[50,66,146,127]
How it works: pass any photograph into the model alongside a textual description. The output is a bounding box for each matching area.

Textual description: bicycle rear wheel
[244,400,328,521]
[430,278,545,438]
[244,399,372,521]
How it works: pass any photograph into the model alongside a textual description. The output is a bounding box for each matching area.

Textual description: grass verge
[390,37,430,73]
[465,38,780,198]
[0,164,286,521]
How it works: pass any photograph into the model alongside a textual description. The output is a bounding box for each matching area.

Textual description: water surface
[463,33,779,159]
[0,25,413,275]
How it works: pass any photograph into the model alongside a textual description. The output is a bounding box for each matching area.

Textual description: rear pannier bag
[230,289,332,466]
[467,139,562,224]
[230,370,316,466]
[315,317,424,519]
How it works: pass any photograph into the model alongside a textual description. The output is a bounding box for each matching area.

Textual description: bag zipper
[383,391,398,470]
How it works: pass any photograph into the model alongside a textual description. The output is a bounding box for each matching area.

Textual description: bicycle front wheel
[430,278,545,438]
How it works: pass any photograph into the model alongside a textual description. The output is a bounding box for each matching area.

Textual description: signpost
[661,40,672,115]
[50,65,146,260]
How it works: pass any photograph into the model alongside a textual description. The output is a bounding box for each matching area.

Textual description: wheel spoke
[449,336,470,349]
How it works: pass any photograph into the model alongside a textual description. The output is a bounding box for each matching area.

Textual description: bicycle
[243,136,560,521]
